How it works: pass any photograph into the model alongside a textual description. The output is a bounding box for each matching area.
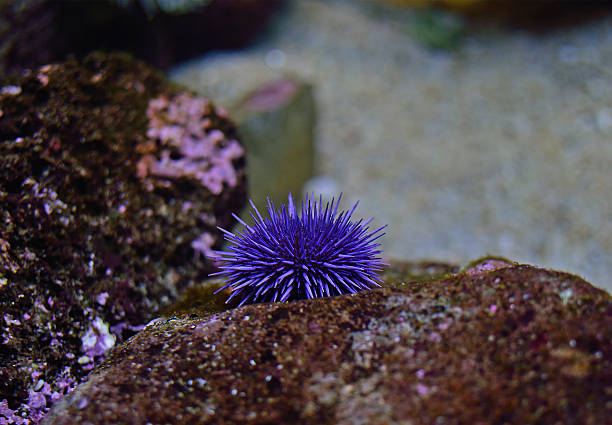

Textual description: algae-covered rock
[0,52,245,423]
[42,262,611,425]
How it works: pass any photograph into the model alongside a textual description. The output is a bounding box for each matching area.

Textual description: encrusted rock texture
[43,262,611,425]
[0,53,246,423]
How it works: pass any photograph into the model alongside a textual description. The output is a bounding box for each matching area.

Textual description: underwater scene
[0,0,610,424]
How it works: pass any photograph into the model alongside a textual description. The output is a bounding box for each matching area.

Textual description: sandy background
[171,0,611,291]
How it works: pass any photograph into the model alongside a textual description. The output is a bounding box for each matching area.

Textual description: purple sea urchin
[212,194,387,306]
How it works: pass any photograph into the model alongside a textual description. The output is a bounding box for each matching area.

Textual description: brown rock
[0,52,245,422]
[384,0,611,30]
[0,0,285,78]
[42,263,611,424]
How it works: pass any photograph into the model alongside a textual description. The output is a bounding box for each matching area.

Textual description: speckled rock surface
[42,262,611,425]
[170,0,612,292]
[0,53,245,423]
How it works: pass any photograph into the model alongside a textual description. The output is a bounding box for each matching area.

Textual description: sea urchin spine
[212,193,387,306]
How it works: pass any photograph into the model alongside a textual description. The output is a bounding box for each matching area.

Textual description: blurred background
[171,0,611,291]
[2,0,610,290]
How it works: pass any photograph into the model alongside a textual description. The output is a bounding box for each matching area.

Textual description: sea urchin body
[212,193,386,306]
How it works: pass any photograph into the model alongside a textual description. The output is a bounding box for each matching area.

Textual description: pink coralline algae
[461,257,514,275]
[81,317,116,360]
[139,93,245,195]
[190,232,216,259]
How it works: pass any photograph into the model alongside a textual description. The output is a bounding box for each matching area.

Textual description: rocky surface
[0,53,246,423]
[42,261,611,425]
[170,0,612,292]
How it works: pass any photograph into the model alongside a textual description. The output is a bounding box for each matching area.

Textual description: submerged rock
[0,53,245,423]
[43,262,611,425]
[0,0,285,77]
[233,78,315,208]
[384,0,610,29]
